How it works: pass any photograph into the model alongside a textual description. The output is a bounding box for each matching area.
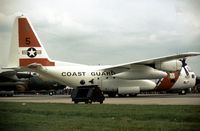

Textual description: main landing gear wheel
[118,94,127,97]
[129,94,137,97]
[179,90,186,95]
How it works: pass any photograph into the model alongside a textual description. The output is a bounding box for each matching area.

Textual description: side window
[191,74,195,79]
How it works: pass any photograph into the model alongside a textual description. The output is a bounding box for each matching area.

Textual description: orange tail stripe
[18,18,41,47]
[156,71,180,90]
[20,58,55,66]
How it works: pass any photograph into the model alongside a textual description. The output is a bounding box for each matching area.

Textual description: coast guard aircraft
[3,16,200,97]
[107,65,197,97]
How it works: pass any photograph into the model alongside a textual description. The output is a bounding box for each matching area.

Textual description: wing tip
[180,52,200,56]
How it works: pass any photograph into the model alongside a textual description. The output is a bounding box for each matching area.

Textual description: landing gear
[0,91,14,97]
[107,92,138,97]
[129,93,137,97]
[179,90,186,95]
[118,94,127,97]
[107,92,117,97]
[49,91,53,96]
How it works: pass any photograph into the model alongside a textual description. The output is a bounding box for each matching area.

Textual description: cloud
[0,0,200,75]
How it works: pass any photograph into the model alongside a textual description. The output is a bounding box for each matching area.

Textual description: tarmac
[0,94,200,105]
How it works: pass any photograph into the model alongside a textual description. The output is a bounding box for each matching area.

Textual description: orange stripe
[20,58,55,66]
[156,70,180,91]
[18,18,41,47]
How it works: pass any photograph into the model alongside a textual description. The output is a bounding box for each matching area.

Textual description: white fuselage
[40,65,156,92]
[38,64,196,94]
[170,69,196,90]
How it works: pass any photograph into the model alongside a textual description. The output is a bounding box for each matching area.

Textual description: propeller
[180,58,189,76]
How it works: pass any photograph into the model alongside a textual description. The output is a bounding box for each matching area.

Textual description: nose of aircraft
[195,76,200,86]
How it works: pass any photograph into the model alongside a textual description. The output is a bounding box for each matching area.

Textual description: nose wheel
[179,90,186,95]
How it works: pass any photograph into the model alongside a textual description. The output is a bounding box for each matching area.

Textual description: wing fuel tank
[113,65,167,80]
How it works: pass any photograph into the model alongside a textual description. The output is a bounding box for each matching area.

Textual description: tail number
[26,37,31,45]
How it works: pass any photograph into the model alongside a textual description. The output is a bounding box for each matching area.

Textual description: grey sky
[0,0,200,75]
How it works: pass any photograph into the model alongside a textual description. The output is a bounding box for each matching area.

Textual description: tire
[118,94,127,97]
[179,90,186,95]
[49,92,53,96]
[129,94,137,97]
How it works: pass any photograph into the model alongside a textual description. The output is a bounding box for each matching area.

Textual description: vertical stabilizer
[8,15,55,67]
[8,17,19,67]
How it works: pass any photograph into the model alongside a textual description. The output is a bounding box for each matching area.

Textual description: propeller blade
[180,58,187,67]
[183,66,189,76]
[180,58,189,76]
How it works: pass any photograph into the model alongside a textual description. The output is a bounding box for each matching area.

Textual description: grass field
[0,102,200,131]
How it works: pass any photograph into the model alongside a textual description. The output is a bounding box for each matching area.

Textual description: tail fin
[8,15,55,67]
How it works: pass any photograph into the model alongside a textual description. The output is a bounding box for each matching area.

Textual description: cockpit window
[192,74,195,79]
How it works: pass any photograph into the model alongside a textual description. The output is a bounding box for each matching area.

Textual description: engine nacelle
[155,60,182,72]
[113,65,167,80]
[118,86,140,94]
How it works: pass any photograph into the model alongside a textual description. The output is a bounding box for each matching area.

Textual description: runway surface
[0,94,200,105]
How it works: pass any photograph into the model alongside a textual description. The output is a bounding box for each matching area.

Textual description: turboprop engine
[113,65,167,80]
[155,60,182,72]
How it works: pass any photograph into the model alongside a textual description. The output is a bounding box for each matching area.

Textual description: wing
[102,52,200,72]
[2,63,43,72]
